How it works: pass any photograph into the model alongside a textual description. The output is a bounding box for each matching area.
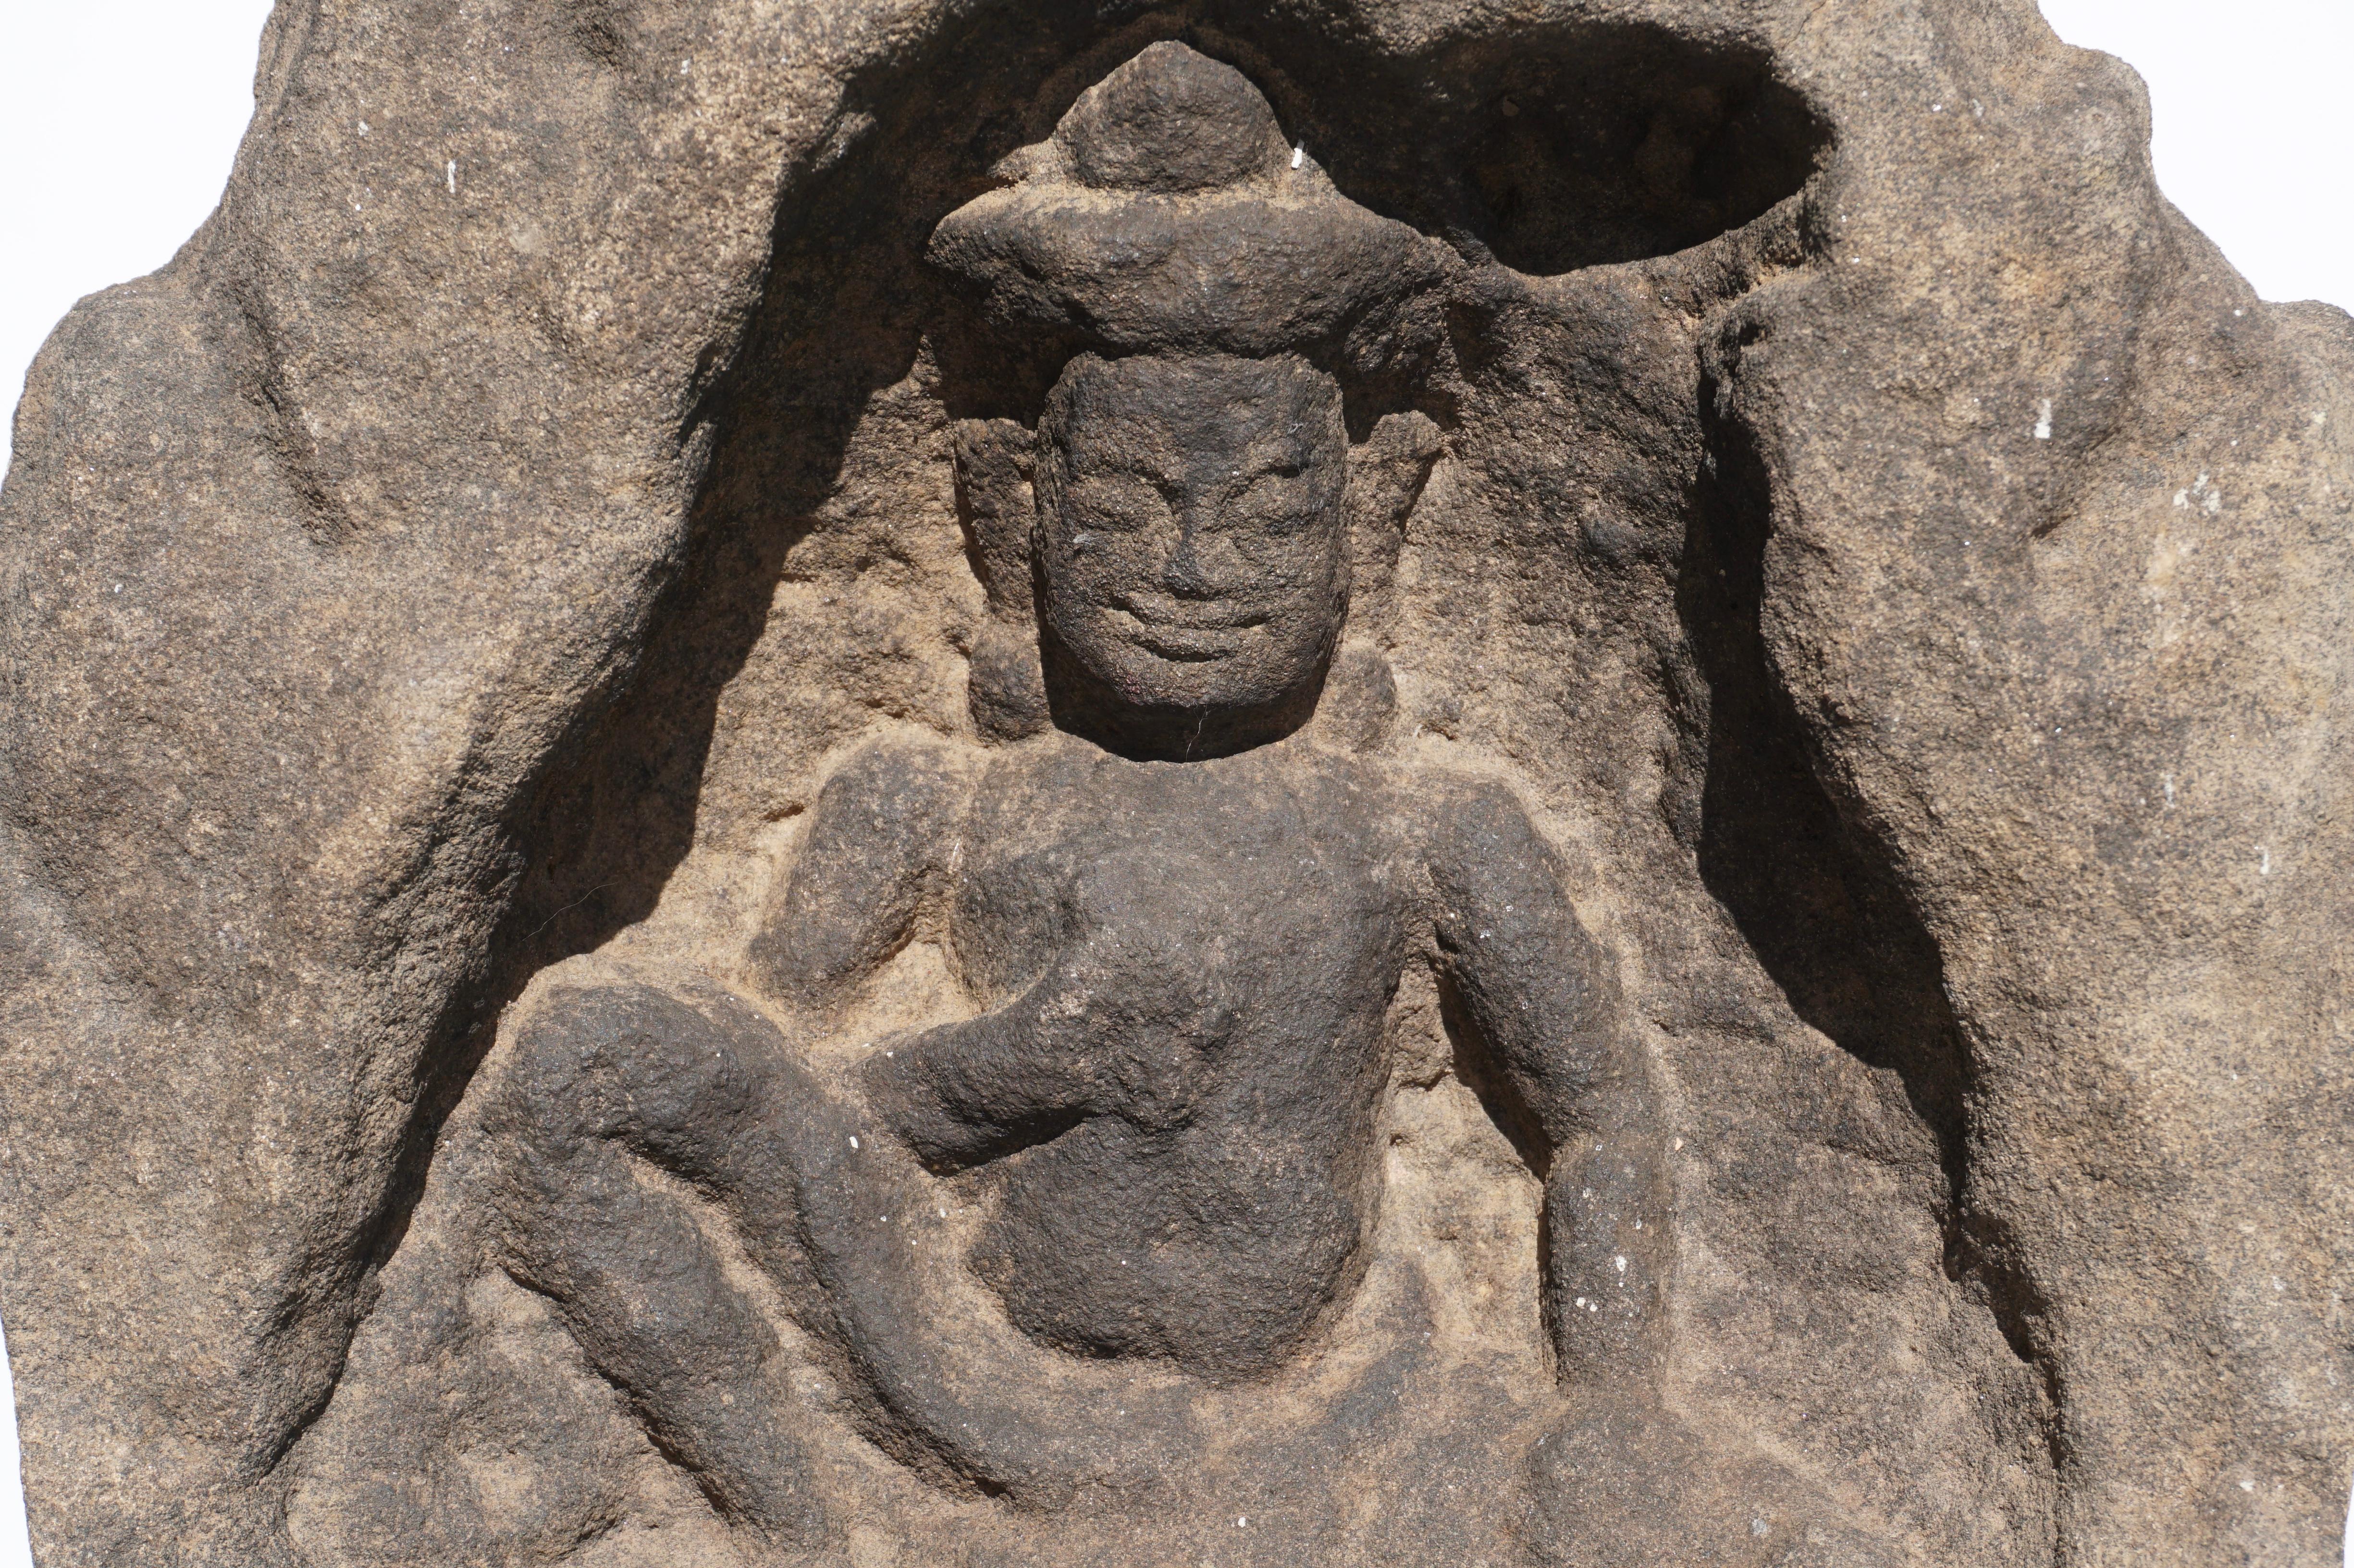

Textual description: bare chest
[946,746,1410,1021]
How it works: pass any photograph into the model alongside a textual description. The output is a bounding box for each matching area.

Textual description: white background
[0,2,2349,1564]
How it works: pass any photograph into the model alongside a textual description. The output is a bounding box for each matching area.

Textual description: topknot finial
[1060,41,1287,194]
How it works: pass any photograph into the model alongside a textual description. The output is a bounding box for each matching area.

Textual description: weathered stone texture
[0,1,2348,1565]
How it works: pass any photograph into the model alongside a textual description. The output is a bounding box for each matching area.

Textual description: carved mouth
[1112,600,1265,662]
[1124,621,1246,662]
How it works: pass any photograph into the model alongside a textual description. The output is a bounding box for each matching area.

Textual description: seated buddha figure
[485,343,1668,1532]
[467,41,1882,1568]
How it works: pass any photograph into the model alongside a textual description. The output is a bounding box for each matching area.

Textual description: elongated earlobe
[952,418,1037,624]
[1309,412,1442,756]
[951,417,1051,741]
[1345,411,1443,635]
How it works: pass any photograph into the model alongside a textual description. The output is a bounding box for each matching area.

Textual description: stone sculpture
[283,51,1873,1562]
[4,3,2352,1566]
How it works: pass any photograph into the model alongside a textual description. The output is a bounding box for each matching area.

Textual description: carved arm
[1420,777,1672,1385]
[861,925,1241,1172]
[746,732,975,1020]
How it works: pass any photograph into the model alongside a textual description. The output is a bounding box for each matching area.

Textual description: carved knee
[486,969,776,1176]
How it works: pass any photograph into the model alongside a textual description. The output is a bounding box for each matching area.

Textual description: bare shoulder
[806,728,981,834]
[954,728,1115,844]
[1397,762,1559,881]
[782,727,986,892]
[746,728,982,1008]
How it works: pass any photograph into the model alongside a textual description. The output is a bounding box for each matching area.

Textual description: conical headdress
[928,41,1455,380]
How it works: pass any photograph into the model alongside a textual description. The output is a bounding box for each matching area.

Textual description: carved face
[1035,353,1349,732]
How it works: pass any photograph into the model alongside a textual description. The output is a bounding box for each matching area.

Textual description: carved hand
[857,925,1241,1170]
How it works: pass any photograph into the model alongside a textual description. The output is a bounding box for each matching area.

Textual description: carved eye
[1226,472,1324,534]
[1065,475,1170,536]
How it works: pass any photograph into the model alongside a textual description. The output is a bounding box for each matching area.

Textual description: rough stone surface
[1,4,2349,1567]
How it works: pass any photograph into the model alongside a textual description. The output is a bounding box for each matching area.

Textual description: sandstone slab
[1,5,2349,1566]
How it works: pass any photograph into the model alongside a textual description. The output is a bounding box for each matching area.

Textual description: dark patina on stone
[3,8,2350,1568]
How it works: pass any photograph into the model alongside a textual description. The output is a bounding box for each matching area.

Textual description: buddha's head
[1033,352,1349,757]
[931,40,1451,757]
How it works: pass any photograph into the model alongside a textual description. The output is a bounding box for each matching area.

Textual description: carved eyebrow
[1062,443,1183,486]
[1184,458,1303,495]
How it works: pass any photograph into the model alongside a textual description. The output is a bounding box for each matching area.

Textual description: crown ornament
[929,40,1460,382]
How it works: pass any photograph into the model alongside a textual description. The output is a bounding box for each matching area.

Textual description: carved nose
[1161,511,1222,599]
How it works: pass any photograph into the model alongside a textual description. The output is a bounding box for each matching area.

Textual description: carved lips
[1109,594,1269,663]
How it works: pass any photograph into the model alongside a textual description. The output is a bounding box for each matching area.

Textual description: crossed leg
[479,970,828,1546]
[473,959,1209,1526]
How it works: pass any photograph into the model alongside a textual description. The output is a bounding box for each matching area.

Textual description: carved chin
[1094,643,1270,711]
[1075,636,1305,715]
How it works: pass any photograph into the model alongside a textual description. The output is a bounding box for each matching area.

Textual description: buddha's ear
[951,417,1039,626]
[1345,411,1443,621]
[951,418,1052,742]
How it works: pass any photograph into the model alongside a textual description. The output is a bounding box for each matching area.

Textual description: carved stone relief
[7,5,2350,1568]
[280,42,1986,1568]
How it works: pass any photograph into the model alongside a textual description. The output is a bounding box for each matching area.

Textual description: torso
[947,734,1416,1379]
